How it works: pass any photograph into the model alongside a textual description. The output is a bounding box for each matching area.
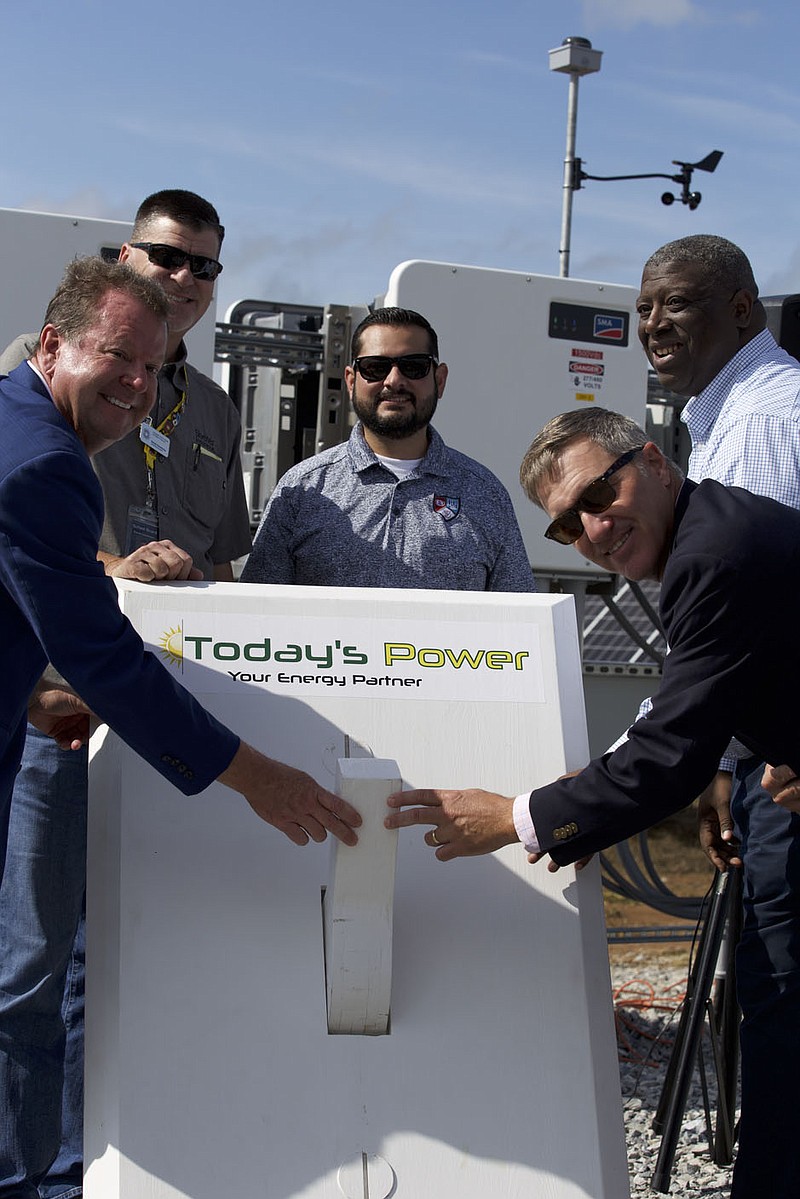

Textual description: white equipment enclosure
[0,208,216,375]
[383,260,648,577]
[85,581,629,1199]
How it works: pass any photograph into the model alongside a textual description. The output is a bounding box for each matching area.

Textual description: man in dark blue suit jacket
[387,404,800,859]
[0,256,360,859]
[386,408,800,856]
[0,256,361,1198]
[0,258,357,848]
[386,406,800,1196]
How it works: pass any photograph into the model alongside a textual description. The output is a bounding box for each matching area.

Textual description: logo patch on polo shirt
[433,495,461,521]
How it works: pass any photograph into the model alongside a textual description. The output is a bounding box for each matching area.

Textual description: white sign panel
[142,612,545,703]
[85,583,628,1199]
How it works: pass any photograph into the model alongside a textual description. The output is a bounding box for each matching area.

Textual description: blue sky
[3,0,799,317]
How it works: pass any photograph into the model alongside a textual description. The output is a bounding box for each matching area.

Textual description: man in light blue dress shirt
[635,234,800,1199]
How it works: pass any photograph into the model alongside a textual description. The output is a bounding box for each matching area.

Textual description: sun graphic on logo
[158,625,184,668]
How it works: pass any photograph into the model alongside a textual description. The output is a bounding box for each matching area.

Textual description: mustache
[376,388,415,402]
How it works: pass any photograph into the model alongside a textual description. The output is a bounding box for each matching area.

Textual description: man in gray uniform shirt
[0,190,251,1198]
[242,308,534,593]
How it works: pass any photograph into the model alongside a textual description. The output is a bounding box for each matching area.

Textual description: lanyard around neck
[141,362,189,472]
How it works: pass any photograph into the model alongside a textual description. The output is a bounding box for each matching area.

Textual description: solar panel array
[582,578,666,666]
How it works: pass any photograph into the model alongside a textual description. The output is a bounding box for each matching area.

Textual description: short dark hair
[351,307,439,360]
[520,407,682,508]
[642,234,759,298]
[37,257,169,350]
[132,189,225,251]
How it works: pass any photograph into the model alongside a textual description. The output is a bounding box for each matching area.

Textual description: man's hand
[218,742,361,846]
[526,769,589,872]
[27,686,94,751]
[384,787,517,860]
[100,540,202,583]
[527,848,594,872]
[762,764,800,812]
[697,770,742,870]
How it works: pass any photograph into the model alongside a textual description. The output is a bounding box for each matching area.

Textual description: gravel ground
[610,956,738,1198]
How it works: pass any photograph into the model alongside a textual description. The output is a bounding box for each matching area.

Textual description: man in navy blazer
[386,406,800,1195]
[0,256,360,1196]
[0,257,359,842]
[386,405,800,853]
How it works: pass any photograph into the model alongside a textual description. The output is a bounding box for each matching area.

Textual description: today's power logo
[146,613,546,704]
[158,625,184,668]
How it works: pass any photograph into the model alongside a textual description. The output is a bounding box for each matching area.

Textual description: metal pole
[651,870,731,1192]
[558,71,579,278]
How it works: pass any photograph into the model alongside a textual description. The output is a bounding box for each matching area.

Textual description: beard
[351,378,439,441]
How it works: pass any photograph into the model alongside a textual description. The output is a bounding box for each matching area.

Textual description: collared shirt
[0,336,252,578]
[682,328,800,503]
[242,423,535,593]
[681,329,800,772]
[22,357,50,395]
[518,331,800,850]
[94,342,251,576]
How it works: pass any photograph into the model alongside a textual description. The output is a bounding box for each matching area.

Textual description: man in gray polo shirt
[242,307,534,593]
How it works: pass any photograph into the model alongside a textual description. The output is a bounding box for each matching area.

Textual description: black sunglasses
[544,447,645,544]
[353,354,437,383]
[130,242,223,282]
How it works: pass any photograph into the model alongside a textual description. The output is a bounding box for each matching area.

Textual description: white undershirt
[376,453,423,478]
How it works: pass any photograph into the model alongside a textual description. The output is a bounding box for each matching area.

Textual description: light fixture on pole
[549,38,723,277]
[548,36,602,279]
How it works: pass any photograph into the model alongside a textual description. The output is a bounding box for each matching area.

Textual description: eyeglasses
[130,242,223,281]
[352,354,437,383]
[544,447,645,544]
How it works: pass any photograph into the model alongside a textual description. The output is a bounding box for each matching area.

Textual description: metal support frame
[651,867,743,1192]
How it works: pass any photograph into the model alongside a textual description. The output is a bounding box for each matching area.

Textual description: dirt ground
[603,803,720,967]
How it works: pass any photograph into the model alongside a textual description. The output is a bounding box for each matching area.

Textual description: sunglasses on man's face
[352,354,437,383]
[544,447,645,544]
[130,242,223,282]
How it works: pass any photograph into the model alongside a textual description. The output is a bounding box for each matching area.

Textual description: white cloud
[117,113,544,213]
[664,91,800,141]
[11,188,131,223]
[454,50,534,74]
[582,0,760,31]
[758,242,800,297]
[602,72,800,148]
[582,0,703,30]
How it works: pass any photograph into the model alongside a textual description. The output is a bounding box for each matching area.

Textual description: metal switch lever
[323,758,401,1035]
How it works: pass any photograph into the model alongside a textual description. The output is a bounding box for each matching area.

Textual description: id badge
[124,504,160,555]
[140,421,171,458]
